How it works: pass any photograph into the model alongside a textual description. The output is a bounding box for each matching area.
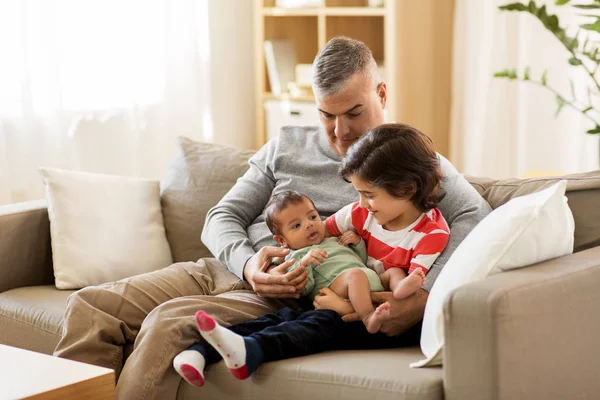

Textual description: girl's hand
[338,230,361,246]
[300,248,328,268]
[313,288,355,316]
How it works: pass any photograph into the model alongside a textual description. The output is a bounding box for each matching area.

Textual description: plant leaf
[569,56,583,65]
[499,2,530,12]
[586,125,600,134]
[541,69,548,85]
[524,66,531,80]
[494,69,511,78]
[555,95,565,117]
[570,79,577,100]
[583,106,593,113]
[573,4,600,9]
[555,0,570,4]
[581,18,600,32]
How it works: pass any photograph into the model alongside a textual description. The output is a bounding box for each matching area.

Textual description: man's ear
[273,235,288,248]
[377,81,387,108]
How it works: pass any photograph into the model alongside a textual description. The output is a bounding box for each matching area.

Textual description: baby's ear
[273,235,287,248]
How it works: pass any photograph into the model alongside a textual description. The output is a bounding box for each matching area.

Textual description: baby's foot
[393,269,426,299]
[173,350,206,387]
[196,311,264,380]
[363,302,390,334]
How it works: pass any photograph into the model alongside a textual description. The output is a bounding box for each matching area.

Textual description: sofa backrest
[160,137,600,262]
[466,171,600,253]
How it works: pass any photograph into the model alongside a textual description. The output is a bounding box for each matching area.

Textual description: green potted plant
[494,0,600,134]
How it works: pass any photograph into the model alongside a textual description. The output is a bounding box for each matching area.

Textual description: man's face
[314,72,387,157]
[273,198,326,250]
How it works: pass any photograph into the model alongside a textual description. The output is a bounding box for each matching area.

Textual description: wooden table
[0,344,114,399]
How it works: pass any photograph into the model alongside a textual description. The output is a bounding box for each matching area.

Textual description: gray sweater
[202,125,491,291]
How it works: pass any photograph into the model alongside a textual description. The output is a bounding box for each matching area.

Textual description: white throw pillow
[411,181,574,368]
[40,168,173,289]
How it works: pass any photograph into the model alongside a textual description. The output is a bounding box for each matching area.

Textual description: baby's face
[273,198,326,250]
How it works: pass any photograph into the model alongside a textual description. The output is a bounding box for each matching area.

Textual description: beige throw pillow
[160,137,256,263]
[40,168,173,289]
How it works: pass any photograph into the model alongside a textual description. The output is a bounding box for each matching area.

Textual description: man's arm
[202,141,277,278]
[201,139,308,297]
[423,156,492,291]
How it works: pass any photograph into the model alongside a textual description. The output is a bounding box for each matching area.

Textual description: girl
[322,122,450,326]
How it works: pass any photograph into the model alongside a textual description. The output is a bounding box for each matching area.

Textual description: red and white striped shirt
[325,202,449,275]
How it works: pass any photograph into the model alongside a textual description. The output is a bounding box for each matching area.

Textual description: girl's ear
[410,182,418,196]
[273,235,287,248]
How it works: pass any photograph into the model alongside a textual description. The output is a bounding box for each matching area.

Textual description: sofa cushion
[178,347,442,400]
[161,137,256,263]
[466,170,600,252]
[0,286,73,355]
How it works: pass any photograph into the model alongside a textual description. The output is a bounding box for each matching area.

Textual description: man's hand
[243,246,309,298]
[313,287,354,316]
[338,230,361,246]
[343,290,428,336]
[300,249,328,268]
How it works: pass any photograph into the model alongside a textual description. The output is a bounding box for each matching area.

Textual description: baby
[265,190,387,333]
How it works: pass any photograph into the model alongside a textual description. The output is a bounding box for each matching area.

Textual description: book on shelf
[263,39,297,97]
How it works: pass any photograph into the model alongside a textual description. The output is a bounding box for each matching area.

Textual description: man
[54,37,490,400]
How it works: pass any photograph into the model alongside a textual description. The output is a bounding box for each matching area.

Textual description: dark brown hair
[265,191,316,236]
[339,123,445,211]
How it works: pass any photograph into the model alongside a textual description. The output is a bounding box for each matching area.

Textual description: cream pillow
[40,168,173,289]
[412,181,574,368]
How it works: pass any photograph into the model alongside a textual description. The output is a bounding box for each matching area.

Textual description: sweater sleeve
[423,155,492,291]
[201,139,278,279]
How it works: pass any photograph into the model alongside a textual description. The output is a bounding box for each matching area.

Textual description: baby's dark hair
[265,191,316,236]
[339,123,445,211]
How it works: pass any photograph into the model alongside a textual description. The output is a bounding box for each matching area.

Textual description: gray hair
[312,36,379,98]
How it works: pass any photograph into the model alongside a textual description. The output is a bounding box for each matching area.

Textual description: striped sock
[196,310,266,380]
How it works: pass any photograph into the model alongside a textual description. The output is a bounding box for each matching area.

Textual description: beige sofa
[1,142,600,399]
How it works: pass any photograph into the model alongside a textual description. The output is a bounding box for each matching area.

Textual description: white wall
[208,0,257,150]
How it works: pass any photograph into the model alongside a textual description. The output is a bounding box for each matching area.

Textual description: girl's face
[348,174,421,231]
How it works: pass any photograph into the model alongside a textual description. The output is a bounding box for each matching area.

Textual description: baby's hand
[338,230,361,246]
[300,248,328,267]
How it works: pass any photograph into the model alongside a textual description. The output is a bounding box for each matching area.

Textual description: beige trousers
[53,259,295,400]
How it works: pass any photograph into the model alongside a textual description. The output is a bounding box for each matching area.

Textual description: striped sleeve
[326,202,366,237]
[408,231,450,274]
[409,210,450,274]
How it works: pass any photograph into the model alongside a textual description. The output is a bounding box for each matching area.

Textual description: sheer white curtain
[450,0,600,179]
[0,0,211,205]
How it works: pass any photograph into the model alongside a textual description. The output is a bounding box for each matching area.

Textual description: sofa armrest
[0,200,54,292]
[443,247,600,400]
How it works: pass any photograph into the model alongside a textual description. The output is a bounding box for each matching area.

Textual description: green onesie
[286,237,384,300]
